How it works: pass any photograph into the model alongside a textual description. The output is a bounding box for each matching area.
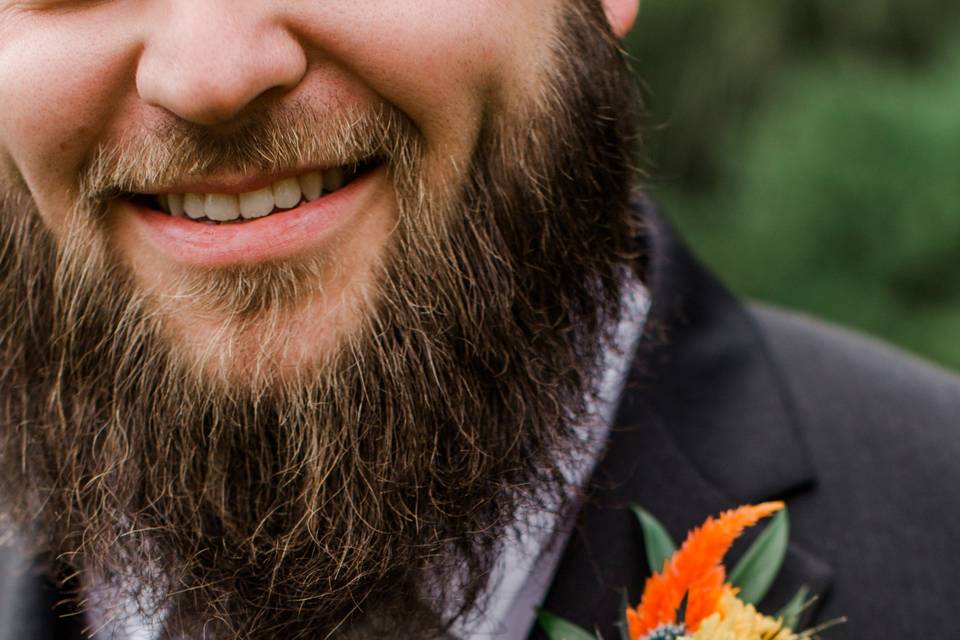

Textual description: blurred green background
[623,1,960,369]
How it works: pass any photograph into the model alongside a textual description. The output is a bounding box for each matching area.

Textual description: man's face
[0,1,641,637]
[1,0,593,378]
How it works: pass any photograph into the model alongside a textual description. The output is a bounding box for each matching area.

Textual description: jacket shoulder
[748,304,960,634]
[749,302,960,541]
[750,302,960,448]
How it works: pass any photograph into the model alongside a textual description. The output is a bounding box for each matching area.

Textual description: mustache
[62,100,425,353]
[77,100,415,204]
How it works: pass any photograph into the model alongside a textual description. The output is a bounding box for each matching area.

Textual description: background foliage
[623,1,960,369]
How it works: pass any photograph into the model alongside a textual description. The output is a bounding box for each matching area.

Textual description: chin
[136,261,378,388]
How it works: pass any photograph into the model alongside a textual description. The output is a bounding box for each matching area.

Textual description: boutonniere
[538,502,841,640]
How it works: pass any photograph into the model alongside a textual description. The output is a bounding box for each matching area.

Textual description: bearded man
[0,1,957,639]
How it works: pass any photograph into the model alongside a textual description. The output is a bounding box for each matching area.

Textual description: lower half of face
[0,1,641,636]
[0,0,634,389]
[77,102,454,384]
[116,163,397,372]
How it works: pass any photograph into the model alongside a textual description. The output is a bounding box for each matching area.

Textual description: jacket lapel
[531,206,833,639]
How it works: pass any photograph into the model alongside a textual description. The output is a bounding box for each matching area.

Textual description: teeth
[155,165,355,221]
[239,186,275,219]
[183,193,206,220]
[168,193,185,217]
[272,177,302,210]
[324,167,344,192]
[204,193,239,221]
[299,171,323,202]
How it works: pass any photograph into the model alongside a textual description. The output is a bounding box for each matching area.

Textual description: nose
[135,3,307,126]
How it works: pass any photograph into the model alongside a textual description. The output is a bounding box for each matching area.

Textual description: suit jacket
[532,207,960,638]
[2,206,960,639]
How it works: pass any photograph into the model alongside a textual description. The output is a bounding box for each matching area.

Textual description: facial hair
[0,3,643,638]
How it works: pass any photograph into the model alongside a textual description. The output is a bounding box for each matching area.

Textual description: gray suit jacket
[3,205,960,638]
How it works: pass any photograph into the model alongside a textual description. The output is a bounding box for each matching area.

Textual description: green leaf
[536,610,597,640]
[729,509,790,605]
[776,585,810,631]
[632,505,677,574]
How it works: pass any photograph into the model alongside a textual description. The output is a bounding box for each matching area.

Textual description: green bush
[627,0,960,190]
[661,48,960,368]
[629,2,960,369]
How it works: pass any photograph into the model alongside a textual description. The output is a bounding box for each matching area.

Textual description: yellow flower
[680,589,798,640]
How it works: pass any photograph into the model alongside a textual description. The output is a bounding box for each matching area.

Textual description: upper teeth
[158,168,347,221]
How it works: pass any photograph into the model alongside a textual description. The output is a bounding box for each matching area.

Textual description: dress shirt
[451,277,648,640]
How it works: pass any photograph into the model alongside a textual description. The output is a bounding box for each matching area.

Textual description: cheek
[289,1,552,159]
[0,11,139,229]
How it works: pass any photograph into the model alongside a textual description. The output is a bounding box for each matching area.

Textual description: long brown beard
[0,3,642,638]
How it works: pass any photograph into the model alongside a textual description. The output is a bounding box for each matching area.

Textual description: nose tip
[136,17,307,127]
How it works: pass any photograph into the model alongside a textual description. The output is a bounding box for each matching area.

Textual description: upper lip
[139,164,332,196]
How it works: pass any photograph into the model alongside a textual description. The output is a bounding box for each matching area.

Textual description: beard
[0,3,642,638]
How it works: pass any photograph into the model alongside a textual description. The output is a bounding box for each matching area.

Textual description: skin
[0,0,638,370]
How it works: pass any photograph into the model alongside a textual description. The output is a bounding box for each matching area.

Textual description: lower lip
[124,165,384,267]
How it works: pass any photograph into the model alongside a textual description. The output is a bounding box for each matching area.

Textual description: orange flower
[626,502,784,640]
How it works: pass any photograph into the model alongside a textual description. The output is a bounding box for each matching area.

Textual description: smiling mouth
[125,157,383,224]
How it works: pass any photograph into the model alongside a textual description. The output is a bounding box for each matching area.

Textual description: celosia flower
[536,501,834,640]
[627,502,785,639]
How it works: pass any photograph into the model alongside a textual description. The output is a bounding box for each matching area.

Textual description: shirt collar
[451,274,650,640]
